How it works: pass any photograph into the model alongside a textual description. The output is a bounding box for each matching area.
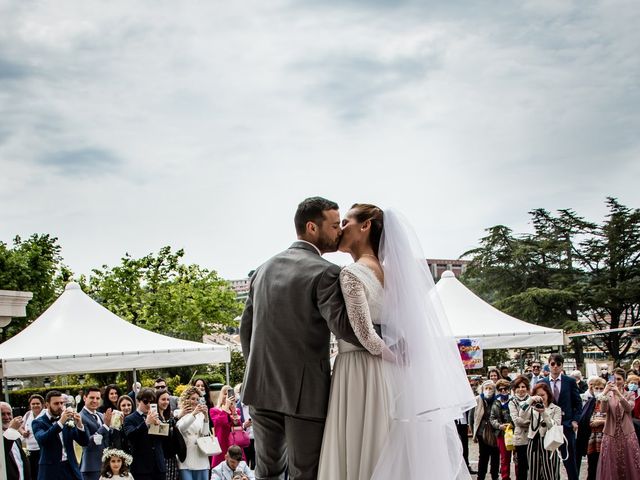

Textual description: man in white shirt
[529,360,544,390]
[2,401,30,480]
[211,446,254,480]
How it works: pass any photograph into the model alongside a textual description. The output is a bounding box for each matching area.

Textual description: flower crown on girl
[101,448,133,466]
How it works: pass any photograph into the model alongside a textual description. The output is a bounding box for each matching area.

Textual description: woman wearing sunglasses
[490,379,514,480]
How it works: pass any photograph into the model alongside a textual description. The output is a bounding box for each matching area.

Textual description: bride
[317,204,476,480]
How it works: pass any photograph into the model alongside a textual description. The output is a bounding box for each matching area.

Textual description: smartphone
[198,397,206,406]
[608,374,615,383]
[150,403,158,414]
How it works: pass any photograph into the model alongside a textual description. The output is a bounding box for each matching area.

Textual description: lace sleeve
[339,268,385,355]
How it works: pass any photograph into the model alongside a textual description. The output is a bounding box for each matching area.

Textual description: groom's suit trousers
[250,406,325,480]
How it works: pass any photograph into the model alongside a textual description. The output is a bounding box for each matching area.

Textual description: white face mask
[484,390,494,398]
[594,391,604,400]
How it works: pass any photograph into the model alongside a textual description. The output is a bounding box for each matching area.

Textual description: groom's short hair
[294,197,339,235]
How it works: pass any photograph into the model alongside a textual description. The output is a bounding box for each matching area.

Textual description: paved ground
[468,441,588,480]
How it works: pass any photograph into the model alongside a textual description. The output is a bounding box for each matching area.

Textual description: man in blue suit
[123,387,166,480]
[32,390,90,480]
[80,387,112,480]
[541,353,581,480]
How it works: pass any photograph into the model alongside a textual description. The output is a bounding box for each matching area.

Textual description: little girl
[100,448,134,479]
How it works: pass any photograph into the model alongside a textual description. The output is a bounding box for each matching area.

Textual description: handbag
[504,425,515,451]
[482,423,497,447]
[196,434,222,456]
[228,425,251,449]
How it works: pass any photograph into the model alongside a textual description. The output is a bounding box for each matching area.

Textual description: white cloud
[0,0,638,279]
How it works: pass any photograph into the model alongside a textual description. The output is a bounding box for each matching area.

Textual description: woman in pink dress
[209,385,243,468]
[596,368,640,480]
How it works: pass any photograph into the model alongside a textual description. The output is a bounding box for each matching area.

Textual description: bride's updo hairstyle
[350,203,384,257]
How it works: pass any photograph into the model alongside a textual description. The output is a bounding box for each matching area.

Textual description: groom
[240,196,361,480]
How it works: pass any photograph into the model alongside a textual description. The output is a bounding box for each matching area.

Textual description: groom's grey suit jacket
[240,241,360,419]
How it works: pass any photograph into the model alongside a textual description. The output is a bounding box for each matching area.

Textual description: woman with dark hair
[22,393,45,479]
[523,382,562,480]
[487,369,501,383]
[157,389,180,480]
[192,378,213,429]
[99,385,120,414]
[317,204,393,480]
[509,375,531,480]
[109,395,134,453]
[596,368,640,480]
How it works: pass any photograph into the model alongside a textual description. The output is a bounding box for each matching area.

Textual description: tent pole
[3,377,8,403]
[132,369,137,386]
[225,363,230,386]
[0,374,7,480]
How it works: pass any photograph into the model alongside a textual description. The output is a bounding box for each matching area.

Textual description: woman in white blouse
[22,394,44,479]
[176,386,211,480]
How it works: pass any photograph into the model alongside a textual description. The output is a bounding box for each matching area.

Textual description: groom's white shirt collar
[296,240,321,256]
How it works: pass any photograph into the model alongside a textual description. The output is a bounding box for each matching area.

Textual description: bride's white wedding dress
[319,209,476,480]
[317,262,390,480]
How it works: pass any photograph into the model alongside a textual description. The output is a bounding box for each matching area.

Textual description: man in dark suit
[123,387,166,480]
[2,401,31,480]
[241,196,362,480]
[541,353,582,480]
[32,390,89,480]
[80,387,112,480]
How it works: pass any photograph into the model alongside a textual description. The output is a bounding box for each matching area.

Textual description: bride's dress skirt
[317,341,390,480]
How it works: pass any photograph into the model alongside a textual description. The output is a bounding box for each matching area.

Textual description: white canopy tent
[0,282,230,378]
[436,271,566,349]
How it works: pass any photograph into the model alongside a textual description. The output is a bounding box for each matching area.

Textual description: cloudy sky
[1,0,638,280]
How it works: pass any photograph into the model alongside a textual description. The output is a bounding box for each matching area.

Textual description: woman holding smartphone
[210,385,243,468]
[596,368,640,480]
[176,386,211,480]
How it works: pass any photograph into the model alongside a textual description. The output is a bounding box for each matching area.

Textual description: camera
[533,402,544,409]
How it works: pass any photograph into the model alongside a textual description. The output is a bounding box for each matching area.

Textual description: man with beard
[32,390,89,480]
[240,196,361,480]
[2,401,31,480]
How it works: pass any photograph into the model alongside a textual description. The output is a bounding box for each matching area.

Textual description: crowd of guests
[2,378,256,480]
[465,355,640,480]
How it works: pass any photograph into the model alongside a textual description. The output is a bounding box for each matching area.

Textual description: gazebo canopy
[0,282,230,378]
[436,271,566,349]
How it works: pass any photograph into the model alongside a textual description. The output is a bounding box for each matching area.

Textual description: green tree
[462,198,640,366]
[0,234,71,341]
[82,246,243,341]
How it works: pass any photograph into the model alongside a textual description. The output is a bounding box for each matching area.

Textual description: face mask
[594,391,604,400]
[484,390,494,399]
[497,393,509,401]
[628,383,638,392]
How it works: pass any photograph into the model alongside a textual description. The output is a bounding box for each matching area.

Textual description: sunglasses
[497,388,509,392]
[140,399,151,405]
[532,366,541,369]
[549,362,561,367]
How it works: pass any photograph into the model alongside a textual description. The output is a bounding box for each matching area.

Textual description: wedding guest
[490,379,513,480]
[210,385,243,468]
[156,389,179,480]
[176,386,210,479]
[628,359,640,378]
[2,401,31,480]
[154,378,179,411]
[595,368,640,480]
[210,446,254,480]
[541,353,581,480]
[471,380,500,480]
[81,386,113,480]
[523,382,562,480]
[234,383,255,470]
[488,369,501,383]
[192,378,214,430]
[569,371,588,394]
[580,376,600,407]
[499,366,512,381]
[99,448,134,480]
[99,385,120,414]
[576,377,606,480]
[529,361,544,390]
[508,375,531,480]
[123,387,166,480]
[32,390,90,479]
[76,389,85,412]
[22,394,44,479]
[109,395,133,453]
[542,364,550,379]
